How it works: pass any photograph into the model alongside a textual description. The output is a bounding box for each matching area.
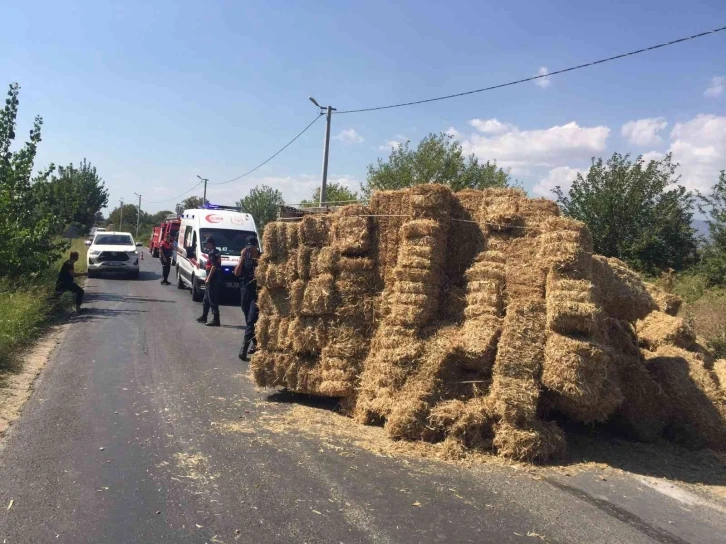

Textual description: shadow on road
[68,307,148,322]
[561,425,726,488]
[86,293,177,304]
[91,270,160,282]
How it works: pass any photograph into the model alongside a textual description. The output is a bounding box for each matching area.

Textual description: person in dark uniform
[56,251,87,312]
[159,233,173,285]
[196,237,222,327]
[234,236,260,360]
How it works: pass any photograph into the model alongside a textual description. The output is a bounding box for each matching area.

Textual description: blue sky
[2,0,725,212]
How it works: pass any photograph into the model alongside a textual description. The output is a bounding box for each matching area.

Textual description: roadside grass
[668,273,726,359]
[0,239,87,376]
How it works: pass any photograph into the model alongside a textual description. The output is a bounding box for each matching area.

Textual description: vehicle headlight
[89,250,100,256]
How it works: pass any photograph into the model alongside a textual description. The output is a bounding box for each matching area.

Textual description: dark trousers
[240,285,257,324]
[202,281,220,317]
[57,282,84,307]
[161,260,171,282]
[243,299,259,347]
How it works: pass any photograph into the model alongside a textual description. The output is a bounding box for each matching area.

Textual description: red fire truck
[148,215,181,259]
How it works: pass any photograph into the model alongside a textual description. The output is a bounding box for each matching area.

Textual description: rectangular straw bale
[299,214,331,247]
[256,313,273,351]
[607,319,668,441]
[369,189,409,285]
[542,333,623,422]
[265,315,281,351]
[290,280,304,315]
[505,238,546,301]
[546,297,600,336]
[284,250,299,285]
[313,246,339,277]
[538,242,592,276]
[519,197,560,224]
[485,236,512,252]
[250,349,276,387]
[490,299,547,423]
[539,216,593,252]
[401,219,442,240]
[466,259,505,283]
[464,291,503,319]
[591,256,656,322]
[714,360,726,391]
[478,189,524,230]
[300,274,337,316]
[333,205,371,255]
[396,253,437,271]
[493,420,566,462]
[285,220,299,250]
[460,315,501,369]
[261,222,285,262]
[394,280,436,296]
[408,184,452,220]
[276,317,293,351]
[388,292,436,327]
[290,317,328,354]
[262,263,288,290]
[645,283,682,316]
[546,273,595,302]
[636,312,696,351]
[645,346,726,450]
[296,246,320,281]
[257,287,291,316]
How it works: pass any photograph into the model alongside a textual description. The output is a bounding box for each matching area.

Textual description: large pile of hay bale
[251,185,726,462]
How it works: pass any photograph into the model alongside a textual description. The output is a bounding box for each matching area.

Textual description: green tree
[175,196,205,215]
[236,184,284,235]
[106,203,149,233]
[149,210,174,225]
[363,132,510,197]
[0,83,64,279]
[35,158,109,233]
[554,153,698,274]
[299,181,359,207]
[698,170,726,285]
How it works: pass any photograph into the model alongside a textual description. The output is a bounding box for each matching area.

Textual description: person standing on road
[234,236,260,360]
[159,233,173,285]
[56,251,87,313]
[196,236,222,327]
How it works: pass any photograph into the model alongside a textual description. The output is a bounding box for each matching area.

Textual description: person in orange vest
[196,236,222,326]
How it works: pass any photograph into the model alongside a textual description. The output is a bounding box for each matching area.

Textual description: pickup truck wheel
[191,276,204,302]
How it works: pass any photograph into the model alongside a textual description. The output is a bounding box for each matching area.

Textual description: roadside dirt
[0,323,69,442]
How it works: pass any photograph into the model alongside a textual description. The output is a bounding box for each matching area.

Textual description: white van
[175,205,260,301]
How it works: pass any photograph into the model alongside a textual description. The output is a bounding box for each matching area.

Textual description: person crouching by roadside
[159,234,173,285]
[56,251,87,313]
[236,236,260,361]
[196,236,222,327]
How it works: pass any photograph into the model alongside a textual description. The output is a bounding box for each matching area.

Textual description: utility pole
[134,193,142,239]
[309,97,336,206]
[197,175,209,206]
[119,199,124,231]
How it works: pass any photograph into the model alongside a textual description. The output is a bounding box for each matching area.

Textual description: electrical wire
[212,113,323,185]
[144,181,204,204]
[336,25,726,114]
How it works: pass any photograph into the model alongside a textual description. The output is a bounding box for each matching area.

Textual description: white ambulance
[175,205,260,301]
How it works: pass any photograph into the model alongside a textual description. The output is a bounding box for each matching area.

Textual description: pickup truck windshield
[95,234,134,246]
[200,229,255,255]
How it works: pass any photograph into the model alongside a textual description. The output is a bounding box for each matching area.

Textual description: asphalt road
[1,254,726,543]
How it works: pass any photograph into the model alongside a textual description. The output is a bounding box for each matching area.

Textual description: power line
[213,113,323,185]
[336,25,726,114]
[145,181,203,205]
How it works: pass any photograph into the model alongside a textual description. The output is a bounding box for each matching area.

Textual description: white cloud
[457,120,609,174]
[704,76,725,98]
[535,66,551,88]
[532,166,582,197]
[445,127,463,139]
[621,117,668,146]
[469,118,514,134]
[668,114,726,192]
[641,151,665,164]
[334,128,364,144]
[378,140,404,151]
